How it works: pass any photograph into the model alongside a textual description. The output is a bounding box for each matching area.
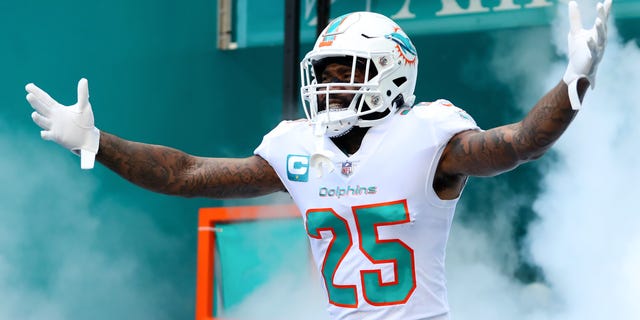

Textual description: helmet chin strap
[310,123,336,178]
[315,108,358,137]
[328,125,353,138]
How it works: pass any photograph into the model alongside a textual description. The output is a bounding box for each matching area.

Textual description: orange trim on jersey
[195,204,300,320]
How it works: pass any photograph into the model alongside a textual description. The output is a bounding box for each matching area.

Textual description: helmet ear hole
[393,77,407,87]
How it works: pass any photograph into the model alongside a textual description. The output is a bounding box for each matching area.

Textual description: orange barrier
[195,204,300,320]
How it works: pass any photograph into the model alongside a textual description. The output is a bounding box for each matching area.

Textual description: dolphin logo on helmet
[385,31,417,64]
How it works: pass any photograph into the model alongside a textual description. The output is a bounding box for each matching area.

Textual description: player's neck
[331,126,369,156]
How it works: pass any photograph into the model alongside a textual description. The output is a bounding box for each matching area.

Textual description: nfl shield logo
[341,161,353,177]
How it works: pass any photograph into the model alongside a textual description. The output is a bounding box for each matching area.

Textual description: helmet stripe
[319,13,352,47]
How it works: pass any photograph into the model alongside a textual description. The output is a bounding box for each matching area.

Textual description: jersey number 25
[305,200,417,308]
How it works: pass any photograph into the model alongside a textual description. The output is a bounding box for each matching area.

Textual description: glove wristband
[74,127,100,169]
[563,71,587,111]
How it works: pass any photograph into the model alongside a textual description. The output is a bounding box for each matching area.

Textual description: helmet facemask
[301,51,408,138]
[301,55,370,137]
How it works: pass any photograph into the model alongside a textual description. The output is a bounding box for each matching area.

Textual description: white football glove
[25,78,100,169]
[563,0,612,110]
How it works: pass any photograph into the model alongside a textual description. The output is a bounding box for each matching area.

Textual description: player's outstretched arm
[97,131,285,198]
[26,79,285,199]
[435,0,611,197]
[439,79,586,178]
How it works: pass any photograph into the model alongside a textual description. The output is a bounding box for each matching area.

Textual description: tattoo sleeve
[96,132,285,198]
[442,79,589,177]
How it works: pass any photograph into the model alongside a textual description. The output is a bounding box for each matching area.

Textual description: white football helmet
[300,11,418,137]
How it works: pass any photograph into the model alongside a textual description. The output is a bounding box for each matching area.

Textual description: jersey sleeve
[254,120,304,161]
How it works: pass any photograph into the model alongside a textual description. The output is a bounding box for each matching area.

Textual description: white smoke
[447,1,640,320]
[224,267,328,320]
[527,5,640,320]
[0,121,185,319]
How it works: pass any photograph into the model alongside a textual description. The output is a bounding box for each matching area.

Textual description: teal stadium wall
[0,0,638,319]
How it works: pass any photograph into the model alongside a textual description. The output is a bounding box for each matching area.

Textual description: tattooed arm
[432,0,610,199]
[434,79,589,200]
[97,131,286,199]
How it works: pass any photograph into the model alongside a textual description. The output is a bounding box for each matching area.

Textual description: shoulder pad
[263,119,310,139]
[411,100,477,127]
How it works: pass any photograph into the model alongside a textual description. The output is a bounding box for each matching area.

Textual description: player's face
[316,62,367,112]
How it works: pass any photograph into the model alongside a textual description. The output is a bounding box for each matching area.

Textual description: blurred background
[0,0,638,319]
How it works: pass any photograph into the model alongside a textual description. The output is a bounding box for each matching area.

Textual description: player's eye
[321,73,351,83]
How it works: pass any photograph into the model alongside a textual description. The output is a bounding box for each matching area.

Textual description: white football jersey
[254,100,479,320]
